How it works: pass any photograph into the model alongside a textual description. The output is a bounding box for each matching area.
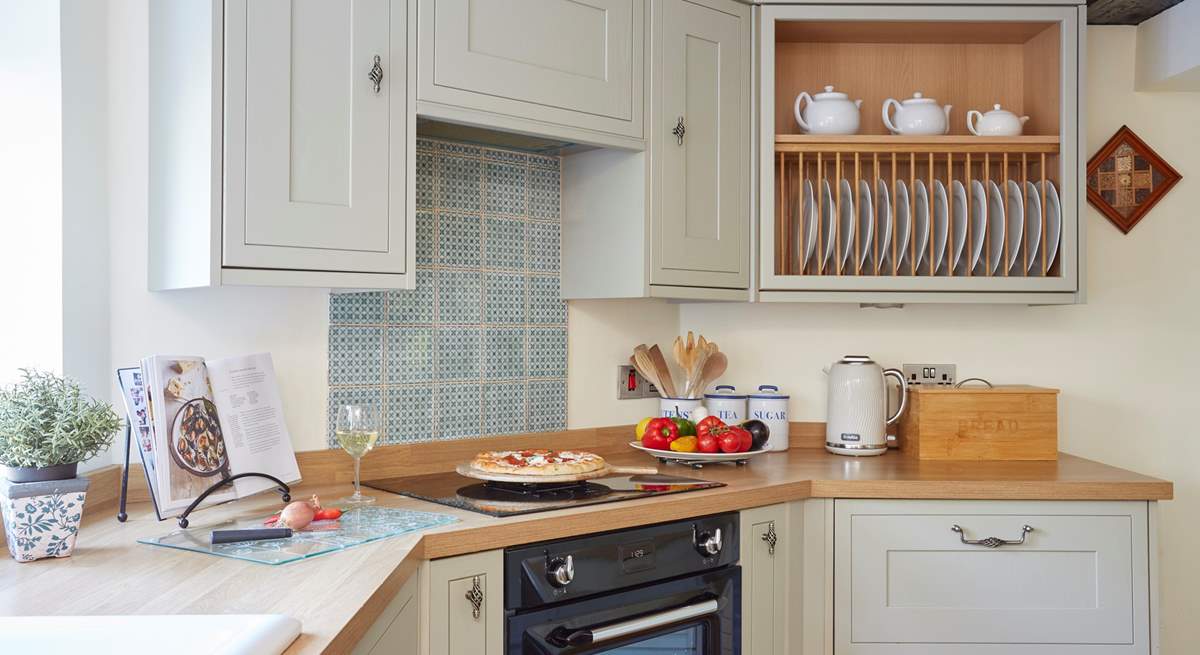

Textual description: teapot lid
[903,92,936,105]
[986,103,1013,114]
[814,85,848,100]
[837,355,876,365]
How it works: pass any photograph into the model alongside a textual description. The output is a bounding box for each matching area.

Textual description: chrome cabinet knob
[548,555,574,587]
[695,527,723,556]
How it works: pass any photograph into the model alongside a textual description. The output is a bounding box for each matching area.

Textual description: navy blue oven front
[504,513,740,654]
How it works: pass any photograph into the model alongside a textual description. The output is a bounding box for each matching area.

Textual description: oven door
[507,566,740,654]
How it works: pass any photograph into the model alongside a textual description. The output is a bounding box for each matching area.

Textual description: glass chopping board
[139,506,459,565]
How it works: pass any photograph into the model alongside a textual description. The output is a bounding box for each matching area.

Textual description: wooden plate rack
[774,135,1061,278]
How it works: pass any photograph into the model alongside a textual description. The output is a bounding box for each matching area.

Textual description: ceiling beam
[1088,0,1187,24]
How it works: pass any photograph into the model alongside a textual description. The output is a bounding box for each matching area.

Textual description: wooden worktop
[0,440,1172,655]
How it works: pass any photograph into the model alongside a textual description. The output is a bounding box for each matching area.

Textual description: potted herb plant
[0,369,121,561]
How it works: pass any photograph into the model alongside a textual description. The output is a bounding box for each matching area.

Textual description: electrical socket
[617,365,658,399]
[902,363,957,387]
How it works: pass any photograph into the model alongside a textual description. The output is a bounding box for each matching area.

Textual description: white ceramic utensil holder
[660,397,703,421]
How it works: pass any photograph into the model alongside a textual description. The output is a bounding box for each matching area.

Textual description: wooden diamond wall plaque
[1087,125,1181,234]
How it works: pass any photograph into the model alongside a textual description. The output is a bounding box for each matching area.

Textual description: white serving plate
[629,441,772,463]
[856,178,874,270]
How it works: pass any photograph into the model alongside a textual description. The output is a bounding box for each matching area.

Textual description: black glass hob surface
[362,471,724,517]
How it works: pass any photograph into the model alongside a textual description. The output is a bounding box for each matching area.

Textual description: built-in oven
[505,513,740,654]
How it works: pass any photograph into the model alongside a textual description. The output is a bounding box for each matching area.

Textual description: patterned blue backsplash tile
[328,138,567,446]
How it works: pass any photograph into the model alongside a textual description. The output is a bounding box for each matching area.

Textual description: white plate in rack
[802,179,817,270]
[1024,181,1044,273]
[1045,180,1062,272]
[630,441,772,465]
[1005,179,1025,274]
[912,179,930,274]
[875,178,893,271]
[820,179,835,272]
[930,180,950,275]
[893,180,912,272]
[857,179,874,271]
[838,178,856,272]
[987,180,1006,274]
[969,179,987,273]
[951,180,968,274]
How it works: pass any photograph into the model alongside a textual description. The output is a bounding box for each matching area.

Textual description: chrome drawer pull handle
[951,524,1033,548]
[672,116,686,145]
[369,55,383,94]
[761,521,778,555]
[465,576,483,620]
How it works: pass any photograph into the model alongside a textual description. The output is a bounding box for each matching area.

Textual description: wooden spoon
[694,351,728,395]
[648,344,677,398]
[632,347,667,398]
[685,347,711,398]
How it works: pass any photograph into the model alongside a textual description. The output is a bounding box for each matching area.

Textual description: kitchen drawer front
[417,0,644,139]
[429,550,503,655]
[835,500,1150,654]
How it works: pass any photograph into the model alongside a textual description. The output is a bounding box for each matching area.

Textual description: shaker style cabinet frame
[756,3,1086,304]
[149,0,416,290]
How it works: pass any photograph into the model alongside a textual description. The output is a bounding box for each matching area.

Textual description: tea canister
[660,397,704,421]
[704,385,748,424]
[749,385,791,451]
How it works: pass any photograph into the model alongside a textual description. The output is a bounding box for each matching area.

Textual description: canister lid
[749,384,790,399]
[704,384,747,400]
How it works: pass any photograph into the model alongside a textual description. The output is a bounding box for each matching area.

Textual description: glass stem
[353,456,362,498]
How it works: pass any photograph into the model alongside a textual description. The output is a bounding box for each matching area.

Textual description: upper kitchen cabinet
[416,0,645,149]
[562,0,751,300]
[149,0,415,290]
[758,3,1085,304]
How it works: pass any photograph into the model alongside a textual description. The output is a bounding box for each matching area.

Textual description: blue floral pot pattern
[1,490,87,562]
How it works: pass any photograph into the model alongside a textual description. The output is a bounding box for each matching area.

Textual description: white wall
[0,0,64,386]
[106,0,331,456]
[680,27,1199,652]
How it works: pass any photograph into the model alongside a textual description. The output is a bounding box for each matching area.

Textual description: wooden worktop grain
[0,447,1171,655]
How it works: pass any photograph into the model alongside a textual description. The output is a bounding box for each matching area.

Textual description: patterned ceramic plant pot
[0,476,89,562]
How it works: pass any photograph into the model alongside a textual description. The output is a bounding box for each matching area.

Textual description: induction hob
[362,471,725,517]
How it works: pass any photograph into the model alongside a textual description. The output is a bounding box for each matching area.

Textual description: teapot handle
[883,368,908,426]
[882,98,901,134]
[966,109,982,136]
[793,91,813,132]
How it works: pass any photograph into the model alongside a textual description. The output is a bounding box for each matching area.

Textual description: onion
[278,500,315,530]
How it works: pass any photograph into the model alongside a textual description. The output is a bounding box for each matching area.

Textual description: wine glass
[336,404,379,505]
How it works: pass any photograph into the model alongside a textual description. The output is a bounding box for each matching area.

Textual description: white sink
[0,614,301,654]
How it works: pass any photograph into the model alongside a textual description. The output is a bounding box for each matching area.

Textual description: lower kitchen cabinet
[352,571,420,655]
[834,499,1152,654]
[740,503,791,655]
[427,550,504,655]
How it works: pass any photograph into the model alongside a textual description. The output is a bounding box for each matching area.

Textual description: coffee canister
[704,385,748,423]
[660,397,703,421]
[749,385,790,451]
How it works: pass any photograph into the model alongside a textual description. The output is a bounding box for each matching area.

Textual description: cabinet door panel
[741,504,788,655]
[225,0,409,273]
[429,550,503,655]
[835,500,1150,654]
[419,0,641,137]
[654,0,748,289]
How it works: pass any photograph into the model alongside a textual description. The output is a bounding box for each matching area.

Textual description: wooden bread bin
[896,385,1060,461]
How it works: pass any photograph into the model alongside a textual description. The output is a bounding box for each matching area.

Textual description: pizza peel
[455,461,659,484]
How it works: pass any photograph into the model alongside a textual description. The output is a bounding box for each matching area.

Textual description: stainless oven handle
[559,598,720,646]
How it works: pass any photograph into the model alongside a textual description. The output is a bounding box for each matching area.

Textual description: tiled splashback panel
[327,139,567,446]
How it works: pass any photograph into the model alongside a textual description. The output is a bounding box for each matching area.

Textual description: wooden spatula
[694,351,727,395]
[647,344,677,398]
[631,347,666,398]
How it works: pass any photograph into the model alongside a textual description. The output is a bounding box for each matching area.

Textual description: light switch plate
[902,363,957,387]
[618,364,657,399]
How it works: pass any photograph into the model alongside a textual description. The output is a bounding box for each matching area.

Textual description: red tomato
[697,433,719,454]
[733,427,753,452]
[695,416,726,440]
[718,430,742,453]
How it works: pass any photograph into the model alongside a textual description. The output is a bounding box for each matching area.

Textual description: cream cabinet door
[835,499,1150,654]
[428,550,503,655]
[652,0,750,289]
[352,572,419,655]
[418,0,643,139]
[741,504,789,655]
[224,0,410,274]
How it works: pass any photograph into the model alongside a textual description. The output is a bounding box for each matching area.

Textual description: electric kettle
[825,355,908,456]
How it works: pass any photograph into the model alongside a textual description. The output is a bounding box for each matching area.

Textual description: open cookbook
[116,353,301,519]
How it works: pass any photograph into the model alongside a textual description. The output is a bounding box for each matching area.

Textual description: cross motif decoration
[1086,125,1181,234]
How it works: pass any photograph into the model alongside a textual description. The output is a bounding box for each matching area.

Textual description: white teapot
[882,92,951,136]
[967,104,1030,136]
[794,86,863,135]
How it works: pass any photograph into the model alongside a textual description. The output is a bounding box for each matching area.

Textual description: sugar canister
[748,385,790,451]
[704,385,748,424]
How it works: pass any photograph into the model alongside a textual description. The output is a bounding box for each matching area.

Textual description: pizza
[470,449,607,476]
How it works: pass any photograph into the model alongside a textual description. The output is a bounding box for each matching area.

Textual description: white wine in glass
[336,404,379,505]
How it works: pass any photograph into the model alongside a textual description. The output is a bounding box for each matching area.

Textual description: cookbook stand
[116,423,291,528]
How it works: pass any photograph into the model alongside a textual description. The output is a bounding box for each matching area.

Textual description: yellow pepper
[669,436,699,453]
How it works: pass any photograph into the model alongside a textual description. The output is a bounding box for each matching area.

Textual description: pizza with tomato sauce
[469,449,606,476]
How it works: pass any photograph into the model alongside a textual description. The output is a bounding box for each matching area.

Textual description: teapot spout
[854,99,863,109]
[943,105,953,134]
[1020,115,1030,124]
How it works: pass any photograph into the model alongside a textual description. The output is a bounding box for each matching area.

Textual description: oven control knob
[547,555,574,587]
[695,527,723,556]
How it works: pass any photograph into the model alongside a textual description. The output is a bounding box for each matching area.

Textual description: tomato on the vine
[695,416,726,440]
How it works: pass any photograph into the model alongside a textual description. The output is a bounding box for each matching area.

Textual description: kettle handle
[883,368,908,426]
